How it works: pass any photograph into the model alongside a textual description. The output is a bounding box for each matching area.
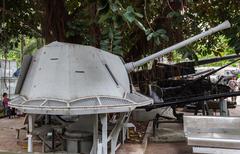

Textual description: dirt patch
[0,117,41,153]
[125,121,149,144]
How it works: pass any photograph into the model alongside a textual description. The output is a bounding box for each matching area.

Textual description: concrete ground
[117,106,240,154]
[145,143,192,154]
[0,106,240,153]
[0,116,41,153]
[116,144,145,154]
[0,116,27,153]
[117,122,192,154]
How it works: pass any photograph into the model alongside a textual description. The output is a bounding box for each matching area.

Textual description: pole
[100,114,107,154]
[28,114,33,152]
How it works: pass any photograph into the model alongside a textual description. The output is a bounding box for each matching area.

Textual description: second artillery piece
[132,54,240,109]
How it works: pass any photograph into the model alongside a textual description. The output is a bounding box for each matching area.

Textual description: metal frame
[90,112,130,154]
[10,92,152,115]
[193,147,240,154]
[184,116,240,153]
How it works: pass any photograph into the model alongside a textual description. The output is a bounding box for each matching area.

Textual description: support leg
[220,98,228,116]
[100,114,107,154]
[109,113,128,154]
[91,114,99,154]
[28,114,33,152]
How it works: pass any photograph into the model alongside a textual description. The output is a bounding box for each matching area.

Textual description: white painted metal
[10,42,153,115]
[28,114,33,152]
[109,112,130,154]
[100,114,108,154]
[91,114,99,154]
[219,98,228,116]
[97,142,102,154]
[11,93,151,115]
[125,20,231,72]
[22,42,129,100]
[27,134,33,153]
[184,116,240,149]
[193,147,240,154]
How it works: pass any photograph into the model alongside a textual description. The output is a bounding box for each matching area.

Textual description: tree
[1,0,240,62]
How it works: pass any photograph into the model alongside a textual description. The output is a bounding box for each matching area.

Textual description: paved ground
[117,122,192,154]
[0,116,27,153]
[117,106,240,154]
[0,106,240,153]
[0,116,41,153]
[145,143,192,154]
[116,144,145,154]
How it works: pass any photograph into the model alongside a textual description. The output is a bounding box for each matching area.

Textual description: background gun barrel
[196,54,240,66]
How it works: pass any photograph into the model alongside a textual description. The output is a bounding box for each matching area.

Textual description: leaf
[126,6,134,13]
[155,29,167,34]
[113,46,122,51]
[122,6,141,23]
[98,11,112,23]
[108,28,113,39]
[110,3,118,12]
[123,12,135,23]
[147,33,153,41]
[134,12,143,18]
[145,29,151,35]
[154,37,160,45]
[114,36,123,39]
[167,11,181,18]
[160,34,169,41]
[134,20,147,32]
[113,39,121,46]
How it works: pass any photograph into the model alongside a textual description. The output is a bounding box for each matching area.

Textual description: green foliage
[1,0,240,66]
[100,26,123,55]
[0,37,43,65]
[0,0,41,47]
[147,29,169,45]
[123,6,142,23]
[178,0,240,59]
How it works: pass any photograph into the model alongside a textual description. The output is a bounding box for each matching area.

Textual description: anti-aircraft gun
[132,54,240,80]
[143,59,240,109]
[10,21,233,154]
[132,54,240,107]
[123,20,240,113]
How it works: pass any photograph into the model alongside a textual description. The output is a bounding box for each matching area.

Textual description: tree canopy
[1,0,240,63]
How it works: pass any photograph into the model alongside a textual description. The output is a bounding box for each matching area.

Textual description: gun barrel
[196,54,240,66]
[125,20,231,72]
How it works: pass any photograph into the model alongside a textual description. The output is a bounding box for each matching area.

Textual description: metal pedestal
[91,112,130,154]
[28,114,33,152]
[219,98,229,116]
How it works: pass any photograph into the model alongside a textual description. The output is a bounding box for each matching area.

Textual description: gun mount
[8,21,232,154]
[11,21,231,116]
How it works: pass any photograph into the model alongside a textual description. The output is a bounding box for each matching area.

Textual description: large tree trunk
[42,0,68,44]
[88,2,101,48]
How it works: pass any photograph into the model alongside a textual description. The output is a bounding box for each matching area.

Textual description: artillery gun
[10,21,231,154]
[132,54,240,80]
[133,54,240,109]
